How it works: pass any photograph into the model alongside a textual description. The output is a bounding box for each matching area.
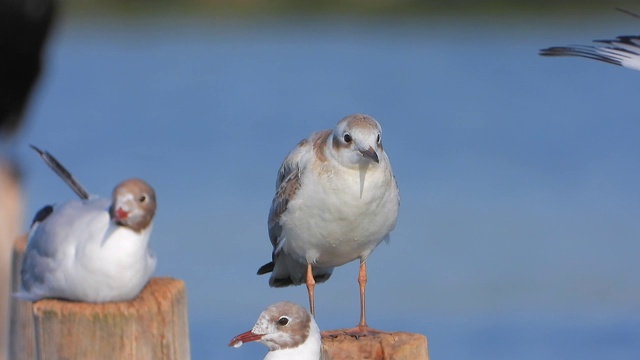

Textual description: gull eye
[277,316,290,326]
[343,133,352,143]
[138,194,149,204]
[376,134,381,143]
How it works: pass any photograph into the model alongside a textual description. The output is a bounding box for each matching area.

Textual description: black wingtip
[538,45,624,67]
[29,145,91,200]
[539,47,554,56]
[257,262,275,275]
[539,46,572,57]
[29,144,45,156]
[30,205,53,227]
[616,7,640,19]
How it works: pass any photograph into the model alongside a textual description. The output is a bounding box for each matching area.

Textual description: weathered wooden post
[10,236,191,360]
[9,236,34,360]
[322,331,429,360]
[0,161,23,360]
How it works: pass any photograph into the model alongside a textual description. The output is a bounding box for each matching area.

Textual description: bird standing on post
[257,114,400,336]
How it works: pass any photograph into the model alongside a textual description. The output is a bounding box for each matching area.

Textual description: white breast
[263,318,321,360]
[281,157,399,267]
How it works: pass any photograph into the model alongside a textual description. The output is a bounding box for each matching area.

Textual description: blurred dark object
[0,0,57,138]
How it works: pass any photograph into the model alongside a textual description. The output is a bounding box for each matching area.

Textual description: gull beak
[113,194,135,223]
[359,146,379,163]
[228,330,264,348]
[115,207,129,221]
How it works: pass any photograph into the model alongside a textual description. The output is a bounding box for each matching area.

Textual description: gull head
[330,114,383,169]
[228,301,317,352]
[110,178,156,232]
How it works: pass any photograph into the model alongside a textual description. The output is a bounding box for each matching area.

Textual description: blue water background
[12,13,640,359]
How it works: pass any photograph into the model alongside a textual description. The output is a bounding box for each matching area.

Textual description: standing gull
[229,302,321,360]
[257,114,400,336]
[16,146,157,302]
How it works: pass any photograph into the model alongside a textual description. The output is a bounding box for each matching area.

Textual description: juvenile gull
[16,146,157,302]
[257,114,400,336]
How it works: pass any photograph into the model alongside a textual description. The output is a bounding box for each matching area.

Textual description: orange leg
[321,260,384,338]
[306,263,316,317]
[357,260,368,328]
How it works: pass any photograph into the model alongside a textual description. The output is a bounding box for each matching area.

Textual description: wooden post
[10,236,191,360]
[0,160,23,360]
[322,332,429,360]
[9,236,34,360]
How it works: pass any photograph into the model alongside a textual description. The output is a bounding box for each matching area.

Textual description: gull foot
[321,325,385,339]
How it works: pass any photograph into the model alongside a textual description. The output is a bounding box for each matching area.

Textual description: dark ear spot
[31,205,53,227]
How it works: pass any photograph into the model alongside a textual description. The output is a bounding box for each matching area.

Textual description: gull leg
[321,260,384,338]
[306,263,316,316]
[357,260,368,328]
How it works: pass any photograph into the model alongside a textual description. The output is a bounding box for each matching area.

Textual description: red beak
[115,208,129,221]
[228,330,263,347]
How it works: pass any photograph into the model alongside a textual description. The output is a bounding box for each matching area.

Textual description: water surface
[15,14,640,359]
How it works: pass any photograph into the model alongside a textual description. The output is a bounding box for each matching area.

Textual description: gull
[257,114,400,336]
[16,146,157,302]
[229,301,321,360]
[540,35,640,71]
[540,9,640,71]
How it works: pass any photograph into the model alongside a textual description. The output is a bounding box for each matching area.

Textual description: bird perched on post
[16,146,157,302]
[257,114,400,336]
[229,302,321,360]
